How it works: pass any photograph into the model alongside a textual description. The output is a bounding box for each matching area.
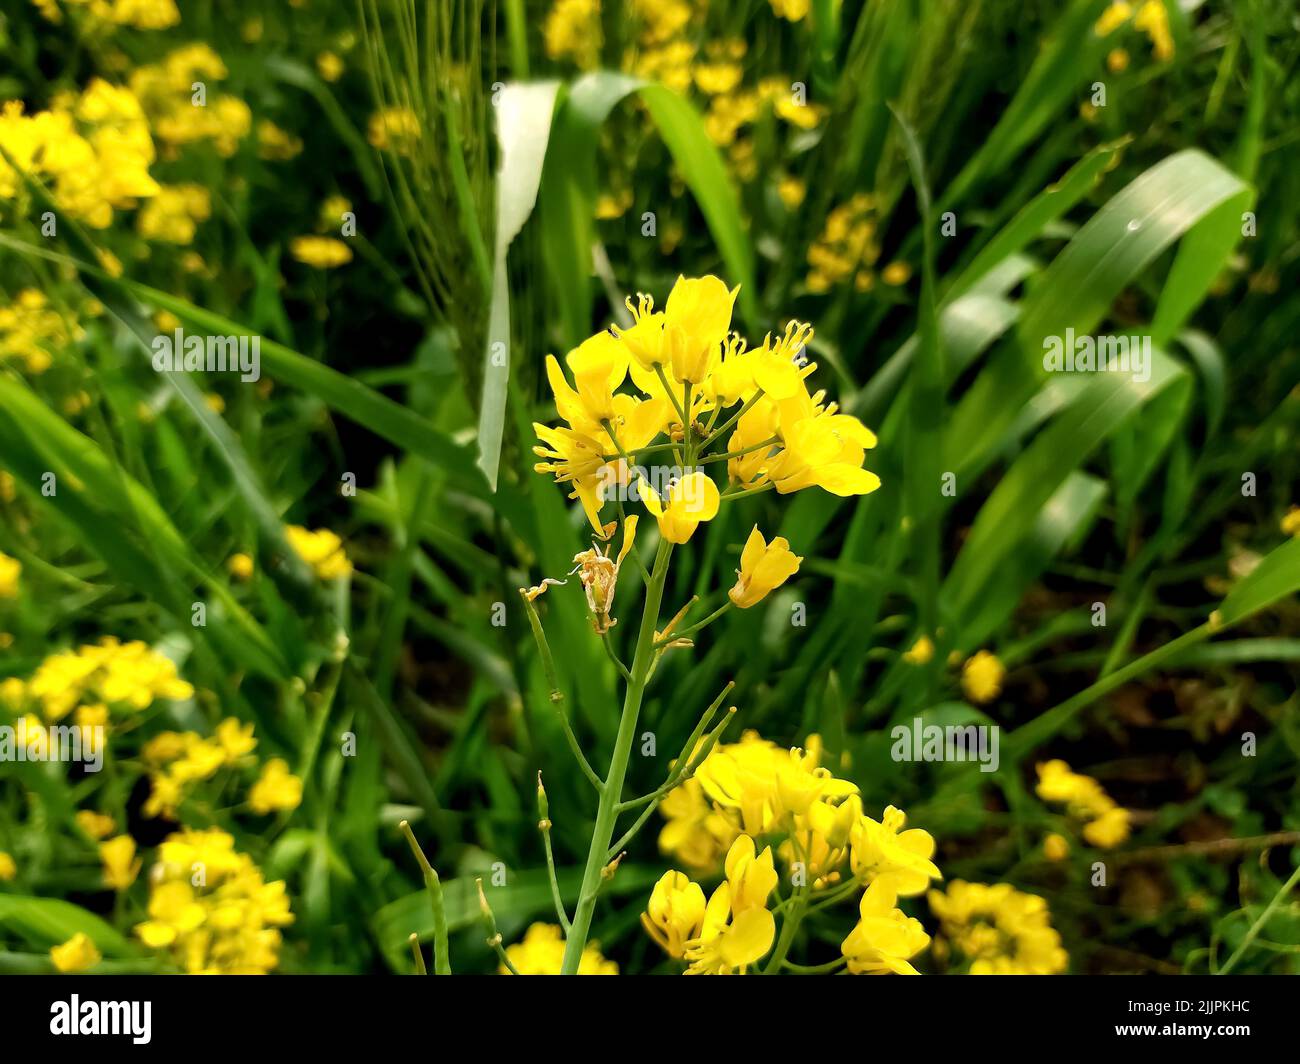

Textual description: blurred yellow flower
[257,119,303,161]
[249,758,303,815]
[502,922,617,974]
[1043,833,1070,861]
[0,851,15,880]
[929,881,1068,974]
[135,828,293,973]
[290,235,353,269]
[544,0,603,69]
[286,525,352,579]
[316,51,345,82]
[100,835,140,890]
[367,106,420,155]
[0,551,20,598]
[961,650,1004,704]
[137,183,211,243]
[51,932,101,972]
[75,810,115,840]
[1035,759,1131,848]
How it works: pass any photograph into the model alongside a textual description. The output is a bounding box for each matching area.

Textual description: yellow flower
[286,525,352,579]
[136,183,210,244]
[136,828,292,973]
[0,851,15,880]
[316,51,344,82]
[1035,759,1130,848]
[1281,506,1300,537]
[778,174,806,209]
[1133,0,1174,61]
[544,0,603,69]
[290,235,352,269]
[366,106,420,155]
[961,650,1004,704]
[849,805,942,896]
[639,471,720,545]
[50,932,101,972]
[28,638,192,721]
[1107,47,1130,73]
[249,758,304,814]
[728,526,801,608]
[841,878,931,974]
[227,552,254,581]
[903,636,934,665]
[0,551,20,598]
[723,834,778,914]
[641,870,707,958]
[502,923,617,974]
[881,261,912,286]
[658,777,740,871]
[1082,805,1131,848]
[257,119,303,161]
[769,0,809,20]
[616,274,738,383]
[1095,1,1133,36]
[1043,833,1070,861]
[100,835,140,891]
[215,718,257,762]
[929,881,1068,975]
[75,810,115,840]
[683,882,775,974]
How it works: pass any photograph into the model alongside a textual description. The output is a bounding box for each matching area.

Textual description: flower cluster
[1096,1,1174,63]
[543,0,603,69]
[645,730,940,974]
[35,0,180,31]
[928,881,1069,975]
[285,525,353,580]
[0,289,85,374]
[1035,759,1131,848]
[140,717,262,818]
[805,193,910,294]
[136,182,211,244]
[8,637,193,731]
[0,81,158,228]
[135,828,294,974]
[534,275,881,548]
[643,834,779,974]
[128,44,251,158]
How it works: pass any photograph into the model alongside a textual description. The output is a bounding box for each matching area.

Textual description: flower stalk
[559,536,674,974]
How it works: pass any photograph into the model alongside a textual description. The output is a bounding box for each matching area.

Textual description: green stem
[701,388,765,451]
[656,600,732,648]
[560,538,675,974]
[764,886,809,973]
[399,820,451,974]
[1218,861,1300,975]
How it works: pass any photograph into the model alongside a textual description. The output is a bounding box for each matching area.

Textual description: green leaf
[478,82,562,489]
[1220,536,1300,626]
[0,896,134,957]
[539,72,756,349]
